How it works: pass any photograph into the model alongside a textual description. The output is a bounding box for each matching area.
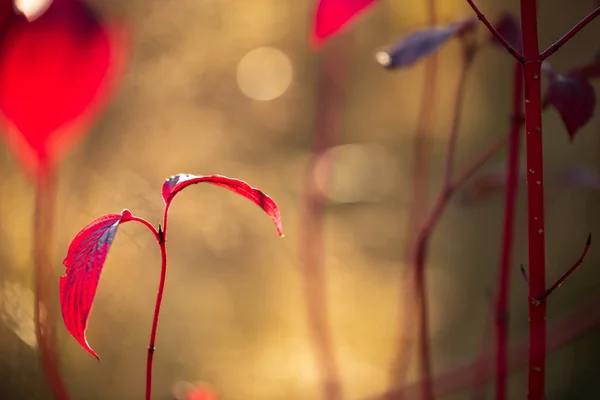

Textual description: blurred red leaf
[312,0,377,47]
[570,51,600,79]
[162,174,284,236]
[59,209,134,359]
[547,73,596,141]
[172,381,219,400]
[557,165,600,191]
[0,0,127,177]
[461,165,525,206]
[489,13,521,52]
[376,18,475,69]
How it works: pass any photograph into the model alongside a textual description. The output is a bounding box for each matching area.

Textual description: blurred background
[1,0,600,399]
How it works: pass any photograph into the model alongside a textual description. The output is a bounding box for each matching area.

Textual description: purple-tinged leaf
[489,13,521,52]
[547,73,596,141]
[375,18,475,69]
[557,165,600,192]
[570,51,600,79]
[59,209,134,359]
[161,174,283,236]
[461,165,525,206]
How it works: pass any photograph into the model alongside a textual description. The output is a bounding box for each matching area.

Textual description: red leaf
[172,381,219,400]
[375,18,475,69]
[162,174,283,236]
[557,165,600,192]
[0,0,128,176]
[461,165,525,206]
[311,0,377,47]
[547,73,596,141]
[59,209,134,359]
[489,13,521,52]
[570,51,600,79]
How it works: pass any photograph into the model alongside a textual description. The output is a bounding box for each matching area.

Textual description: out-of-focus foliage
[1,0,600,399]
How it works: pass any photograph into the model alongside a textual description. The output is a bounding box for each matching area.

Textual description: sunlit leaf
[547,73,596,140]
[311,0,377,46]
[59,209,134,359]
[489,13,521,52]
[162,174,283,236]
[376,18,475,69]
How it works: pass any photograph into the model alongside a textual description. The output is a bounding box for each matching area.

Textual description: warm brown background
[1,0,600,399]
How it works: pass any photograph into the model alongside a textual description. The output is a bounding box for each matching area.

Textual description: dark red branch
[543,233,591,299]
[540,7,600,60]
[412,43,474,400]
[465,0,524,62]
[494,61,523,400]
[368,292,600,400]
[390,0,439,390]
[519,0,547,398]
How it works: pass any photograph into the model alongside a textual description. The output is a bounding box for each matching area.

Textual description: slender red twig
[298,33,353,400]
[412,43,475,400]
[390,0,439,389]
[118,214,164,400]
[368,292,600,400]
[494,62,523,400]
[543,233,591,299]
[465,0,524,62]
[33,171,71,400]
[540,7,600,60]
[518,1,547,398]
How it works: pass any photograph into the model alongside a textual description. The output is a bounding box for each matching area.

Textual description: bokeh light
[236,46,293,101]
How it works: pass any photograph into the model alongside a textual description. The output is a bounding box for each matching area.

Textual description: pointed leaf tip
[161,173,283,236]
[60,211,139,359]
[377,18,475,70]
[548,73,596,140]
[587,232,592,246]
[312,0,377,46]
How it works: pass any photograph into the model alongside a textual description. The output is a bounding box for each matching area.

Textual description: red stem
[124,214,164,400]
[33,171,71,400]
[519,0,547,398]
[543,233,591,299]
[494,62,523,400]
[369,292,600,400]
[390,0,438,389]
[298,34,352,400]
[540,7,600,60]
[465,0,524,62]
[411,44,474,400]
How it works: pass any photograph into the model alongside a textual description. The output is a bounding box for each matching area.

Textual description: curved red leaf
[162,174,283,236]
[59,209,134,359]
[312,0,377,47]
[375,18,475,69]
[547,73,596,141]
[489,13,521,52]
[0,0,127,175]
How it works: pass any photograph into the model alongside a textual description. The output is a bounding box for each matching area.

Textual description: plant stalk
[494,62,523,400]
[143,209,169,400]
[390,0,439,390]
[411,44,474,400]
[298,33,353,400]
[33,170,71,400]
[518,1,546,398]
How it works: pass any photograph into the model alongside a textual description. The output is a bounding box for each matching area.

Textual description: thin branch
[540,7,600,60]
[465,0,524,63]
[367,293,600,400]
[543,233,592,298]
